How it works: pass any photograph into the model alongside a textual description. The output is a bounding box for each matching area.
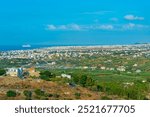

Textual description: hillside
[0,76,108,100]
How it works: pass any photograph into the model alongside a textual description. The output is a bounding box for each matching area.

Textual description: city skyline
[0,0,150,45]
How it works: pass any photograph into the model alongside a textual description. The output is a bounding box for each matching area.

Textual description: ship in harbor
[22,44,31,48]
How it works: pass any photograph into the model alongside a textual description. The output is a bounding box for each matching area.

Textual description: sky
[0,0,150,45]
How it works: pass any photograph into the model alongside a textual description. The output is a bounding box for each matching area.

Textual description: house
[101,66,106,70]
[61,74,71,79]
[109,68,115,71]
[27,67,40,77]
[123,82,134,86]
[136,69,141,73]
[133,64,138,67]
[117,66,126,72]
[83,66,88,69]
[142,80,146,83]
[6,68,18,77]
[6,68,23,78]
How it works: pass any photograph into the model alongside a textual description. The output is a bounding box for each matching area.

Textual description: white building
[136,69,141,73]
[117,66,126,72]
[101,66,106,70]
[61,74,71,79]
[6,68,23,78]
[6,68,18,77]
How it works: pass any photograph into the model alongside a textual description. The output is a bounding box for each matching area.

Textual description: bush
[23,90,32,100]
[72,76,80,84]
[86,77,95,87]
[34,89,45,96]
[146,78,150,83]
[40,71,55,81]
[126,88,145,100]
[6,90,17,97]
[53,94,60,98]
[79,75,87,87]
[96,85,103,91]
[74,92,81,99]
[0,69,6,76]
[87,94,92,97]
[40,75,50,81]
[48,94,53,97]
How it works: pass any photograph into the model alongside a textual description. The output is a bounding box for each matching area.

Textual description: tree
[6,90,17,97]
[72,76,80,84]
[80,75,88,87]
[40,75,50,81]
[40,71,55,78]
[0,69,6,76]
[40,71,55,81]
[86,77,95,87]
[146,78,150,83]
[96,85,103,91]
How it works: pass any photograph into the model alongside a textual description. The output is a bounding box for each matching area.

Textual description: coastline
[0,43,150,52]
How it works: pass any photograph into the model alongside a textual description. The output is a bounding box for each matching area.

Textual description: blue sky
[0,0,150,45]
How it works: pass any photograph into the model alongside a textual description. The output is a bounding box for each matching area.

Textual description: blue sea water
[0,45,50,51]
[0,44,86,51]
[0,43,135,51]
[0,44,103,51]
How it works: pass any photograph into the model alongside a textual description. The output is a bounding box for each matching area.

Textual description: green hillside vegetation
[40,69,150,100]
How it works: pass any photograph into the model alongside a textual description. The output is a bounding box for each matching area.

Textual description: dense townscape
[0,44,150,100]
[1,44,150,69]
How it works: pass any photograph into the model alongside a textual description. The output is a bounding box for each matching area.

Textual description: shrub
[40,75,50,81]
[48,94,53,97]
[87,94,92,97]
[79,75,87,87]
[6,90,17,97]
[72,76,80,84]
[101,96,112,100]
[23,90,32,100]
[146,78,150,83]
[40,71,55,81]
[34,89,45,96]
[53,94,60,98]
[96,85,103,91]
[0,69,6,76]
[86,77,95,87]
[74,92,81,99]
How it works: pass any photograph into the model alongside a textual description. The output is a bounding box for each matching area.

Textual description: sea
[0,45,52,51]
[0,44,104,51]
[0,44,90,51]
[0,43,139,51]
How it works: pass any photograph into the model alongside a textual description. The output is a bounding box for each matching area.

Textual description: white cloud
[97,25,114,30]
[122,23,135,30]
[69,24,81,31]
[46,24,114,31]
[46,23,149,31]
[46,24,82,31]
[124,14,144,20]
[122,23,148,30]
[58,25,67,30]
[47,25,57,30]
